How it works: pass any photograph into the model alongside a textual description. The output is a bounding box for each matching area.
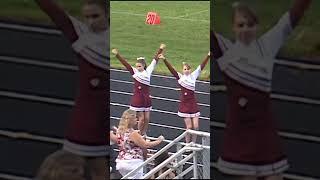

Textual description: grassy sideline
[0,0,81,23]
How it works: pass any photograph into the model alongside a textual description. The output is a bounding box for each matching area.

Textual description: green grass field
[110,1,210,80]
[214,0,320,60]
[0,0,81,23]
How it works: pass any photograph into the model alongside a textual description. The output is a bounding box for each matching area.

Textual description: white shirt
[132,59,157,85]
[216,12,292,92]
[69,16,109,70]
[178,65,202,91]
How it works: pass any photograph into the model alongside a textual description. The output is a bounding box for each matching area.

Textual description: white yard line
[0,129,63,144]
[0,56,77,71]
[0,173,33,180]
[0,22,61,35]
[176,9,209,18]
[0,90,73,106]
[111,11,209,23]
[283,174,319,180]
[272,93,320,105]
[111,79,210,95]
[211,121,320,143]
[110,79,210,95]
[111,90,210,107]
[276,59,320,70]
[211,85,320,105]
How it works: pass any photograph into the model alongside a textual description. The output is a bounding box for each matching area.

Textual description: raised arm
[112,49,134,75]
[34,0,78,42]
[260,0,312,57]
[159,55,180,79]
[211,30,224,59]
[200,52,211,70]
[146,44,166,74]
[190,52,211,79]
[153,44,166,62]
[290,0,312,28]
[130,131,164,149]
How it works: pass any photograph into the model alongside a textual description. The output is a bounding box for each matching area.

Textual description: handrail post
[193,151,198,179]
[121,131,188,179]
[120,129,210,179]
[202,136,210,179]
[176,143,183,175]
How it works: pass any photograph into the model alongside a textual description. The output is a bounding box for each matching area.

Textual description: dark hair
[83,0,106,12]
[232,2,259,25]
[155,151,170,166]
[137,59,147,70]
[154,151,175,178]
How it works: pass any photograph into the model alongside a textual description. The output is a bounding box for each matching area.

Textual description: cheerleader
[34,0,108,179]
[111,44,165,135]
[212,1,312,179]
[159,52,210,143]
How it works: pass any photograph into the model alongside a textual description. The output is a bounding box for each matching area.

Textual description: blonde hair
[232,2,259,25]
[118,109,136,134]
[182,62,191,70]
[36,150,107,180]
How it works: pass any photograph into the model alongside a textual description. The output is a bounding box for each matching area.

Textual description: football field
[110,1,210,80]
[0,0,81,22]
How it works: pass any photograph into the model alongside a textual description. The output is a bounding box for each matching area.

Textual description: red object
[145,12,161,25]
[220,74,286,167]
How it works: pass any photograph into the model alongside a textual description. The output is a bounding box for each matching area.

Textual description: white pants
[116,159,144,179]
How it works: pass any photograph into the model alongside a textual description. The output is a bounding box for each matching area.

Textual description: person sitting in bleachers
[111,109,165,179]
[150,150,176,179]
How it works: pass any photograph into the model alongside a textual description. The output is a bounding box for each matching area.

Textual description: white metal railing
[158,152,194,179]
[112,147,204,167]
[143,145,203,179]
[121,130,188,179]
[121,129,210,179]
